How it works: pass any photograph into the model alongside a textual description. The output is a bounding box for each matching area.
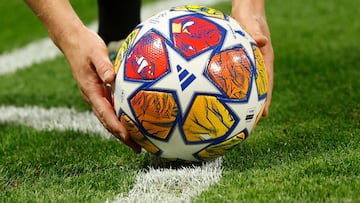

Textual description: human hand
[60,25,141,153]
[231,0,274,116]
[24,0,141,153]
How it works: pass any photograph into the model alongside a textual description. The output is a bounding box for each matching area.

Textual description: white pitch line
[0,105,111,138]
[0,38,60,75]
[111,158,223,203]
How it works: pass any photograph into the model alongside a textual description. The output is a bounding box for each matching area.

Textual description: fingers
[261,44,274,117]
[104,83,113,105]
[87,39,140,153]
[253,34,268,48]
[263,58,274,116]
[60,26,140,153]
[240,16,274,117]
[248,28,273,117]
[231,1,274,118]
[90,41,116,84]
[90,93,141,153]
[83,77,141,153]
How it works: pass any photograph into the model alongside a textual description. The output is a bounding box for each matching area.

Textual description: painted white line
[0,38,60,74]
[111,158,223,203]
[0,105,111,138]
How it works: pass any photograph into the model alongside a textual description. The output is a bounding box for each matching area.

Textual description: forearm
[24,0,86,51]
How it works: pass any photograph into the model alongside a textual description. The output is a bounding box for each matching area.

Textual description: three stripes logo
[177,65,196,91]
[245,108,255,122]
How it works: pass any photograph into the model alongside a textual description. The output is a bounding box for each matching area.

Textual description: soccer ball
[113,5,268,162]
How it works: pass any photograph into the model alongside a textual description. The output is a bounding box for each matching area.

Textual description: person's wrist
[231,0,266,20]
[51,21,86,55]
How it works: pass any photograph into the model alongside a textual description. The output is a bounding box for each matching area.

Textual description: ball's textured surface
[113,5,268,161]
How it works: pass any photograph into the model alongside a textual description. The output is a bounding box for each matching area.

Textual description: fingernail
[103,70,114,82]
[104,84,112,104]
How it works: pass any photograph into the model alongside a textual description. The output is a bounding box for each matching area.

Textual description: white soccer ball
[113,5,268,161]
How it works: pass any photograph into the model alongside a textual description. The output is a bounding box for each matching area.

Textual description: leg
[97,0,141,45]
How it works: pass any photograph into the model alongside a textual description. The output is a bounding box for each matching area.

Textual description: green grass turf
[0,0,98,53]
[0,0,156,53]
[0,124,144,202]
[1,1,149,202]
[1,0,360,202]
[0,57,90,111]
[195,0,360,202]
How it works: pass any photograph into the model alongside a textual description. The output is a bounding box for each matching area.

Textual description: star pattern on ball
[150,44,223,116]
[225,80,262,136]
[148,125,209,161]
[114,71,145,121]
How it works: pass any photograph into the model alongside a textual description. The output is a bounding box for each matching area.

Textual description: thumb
[253,34,268,48]
[245,20,268,48]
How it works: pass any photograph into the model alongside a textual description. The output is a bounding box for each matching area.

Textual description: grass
[0,124,144,202]
[195,0,360,202]
[0,0,98,53]
[0,57,89,111]
[1,0,360,202]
